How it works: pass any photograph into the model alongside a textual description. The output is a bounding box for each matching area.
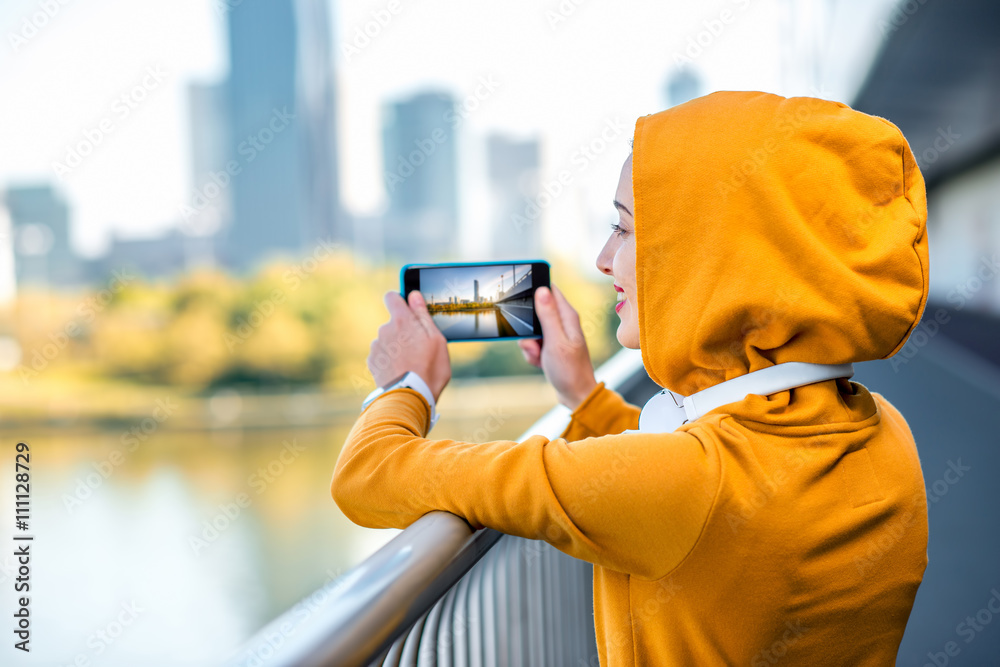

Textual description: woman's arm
[331,387,718,581]
[558,380,642,441]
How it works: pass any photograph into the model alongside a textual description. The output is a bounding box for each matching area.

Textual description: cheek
[611,247,627,280]
[613,244,637,297]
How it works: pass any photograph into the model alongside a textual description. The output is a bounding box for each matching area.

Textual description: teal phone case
[400,259,549,342]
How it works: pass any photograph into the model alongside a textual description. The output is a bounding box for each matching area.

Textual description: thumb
[407,290,437,335]
[550,284,584,344]
[534,286,565,339]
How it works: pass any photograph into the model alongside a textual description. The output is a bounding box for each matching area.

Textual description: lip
[614,284,624,293]
[615,299,625,314]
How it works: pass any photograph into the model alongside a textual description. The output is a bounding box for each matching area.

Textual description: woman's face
[597,154,640,349]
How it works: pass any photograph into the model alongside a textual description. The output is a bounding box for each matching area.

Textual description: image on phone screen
[406,262,545,341]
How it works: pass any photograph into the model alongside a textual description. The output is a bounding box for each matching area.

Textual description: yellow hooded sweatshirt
[332,91,930,665]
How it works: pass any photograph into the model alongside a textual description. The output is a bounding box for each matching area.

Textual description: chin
[616,326,641,350]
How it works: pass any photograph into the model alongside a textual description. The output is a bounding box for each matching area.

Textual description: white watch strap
[399,371,439,431]
[375,371,440,432]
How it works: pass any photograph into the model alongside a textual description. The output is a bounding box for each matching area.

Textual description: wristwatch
[361,371,440,432]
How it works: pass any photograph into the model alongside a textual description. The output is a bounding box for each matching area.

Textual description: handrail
[222,512,499,667]
[221,347,649,667]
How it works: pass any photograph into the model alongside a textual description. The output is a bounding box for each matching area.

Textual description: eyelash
[610,222,628,238]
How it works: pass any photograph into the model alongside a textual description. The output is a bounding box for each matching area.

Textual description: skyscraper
[473,279,479,302]
[4,184,78,288]
[183,81,230,270]
[223,0,344,272]
[665,66,703,108]
[487,134,541,260]
[297,0,343,246]
[0,203,16,303]
[381,91,459,263]
[186,81,230,238]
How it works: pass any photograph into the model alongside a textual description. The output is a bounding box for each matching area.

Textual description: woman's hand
[368,290,451,402]
[518,284,598,411]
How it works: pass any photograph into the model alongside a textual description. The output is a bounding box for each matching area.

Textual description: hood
[632,91,929,396]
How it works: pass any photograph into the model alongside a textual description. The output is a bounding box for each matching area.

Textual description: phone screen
[402,261,548,341]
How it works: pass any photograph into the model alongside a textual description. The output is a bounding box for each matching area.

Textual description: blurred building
[184,81,230,250]
[664,66,703,108]
[0,203,16,303]
[850,1,1000,663]
[853,0,1000,320]
[346,211,385,267]
[381,91,459,263]
[296,0,344,246]
[486,134,541,261]
[222,0,345,273]
[3,184,79,289]
[101,228,222,281]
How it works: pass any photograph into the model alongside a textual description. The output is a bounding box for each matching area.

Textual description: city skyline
[419,264,532,304]
[0,0,894,265]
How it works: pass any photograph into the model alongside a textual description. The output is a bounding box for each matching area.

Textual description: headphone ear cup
[637,390,690,433]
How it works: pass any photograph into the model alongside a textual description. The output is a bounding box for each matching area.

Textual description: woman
[333,91,929,665]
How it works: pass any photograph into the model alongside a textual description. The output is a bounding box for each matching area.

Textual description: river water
[432,308,536,339]
[0,377,556,666]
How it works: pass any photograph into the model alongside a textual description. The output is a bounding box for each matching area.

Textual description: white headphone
[623,362,855,434]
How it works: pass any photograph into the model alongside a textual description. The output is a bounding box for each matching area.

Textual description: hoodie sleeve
[331,387,719,581]
[558,380,643,441]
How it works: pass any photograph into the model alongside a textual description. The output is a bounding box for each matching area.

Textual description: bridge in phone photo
[494,266,534,336]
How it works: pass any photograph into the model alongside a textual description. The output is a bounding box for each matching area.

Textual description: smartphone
[400,260,550,342]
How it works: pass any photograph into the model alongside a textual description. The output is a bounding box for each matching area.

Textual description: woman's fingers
[550,284,584,343]
[533,286,565,341]
[518,338,542,367]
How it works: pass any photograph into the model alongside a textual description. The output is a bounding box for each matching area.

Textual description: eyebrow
[613,199,633,218]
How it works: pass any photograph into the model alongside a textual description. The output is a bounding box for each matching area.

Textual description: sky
[418,263,533,303]
[0,0,901,269]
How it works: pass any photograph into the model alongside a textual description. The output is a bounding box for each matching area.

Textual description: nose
[596,234,615,277]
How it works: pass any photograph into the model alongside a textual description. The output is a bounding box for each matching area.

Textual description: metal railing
[223,348,655,667]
